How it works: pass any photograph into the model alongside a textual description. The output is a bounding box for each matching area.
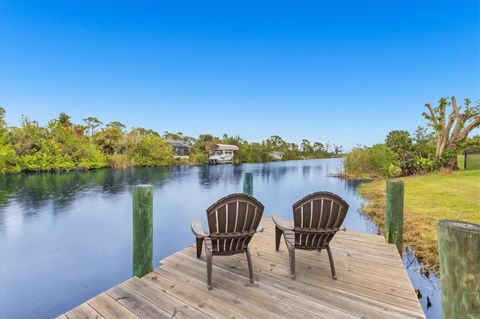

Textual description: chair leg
[245,247,254,284]
[196,237,204,258]
[285,241,296,279]
[275,226,282,251]
[326,245,337,280]
[206,251,213,290]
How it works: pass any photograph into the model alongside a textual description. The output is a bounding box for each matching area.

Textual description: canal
[0,159,440,318]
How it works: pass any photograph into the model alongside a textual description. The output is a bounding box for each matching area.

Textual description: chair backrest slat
[292,192,349,249]
[206,193,264,255]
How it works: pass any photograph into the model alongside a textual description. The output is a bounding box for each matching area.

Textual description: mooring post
[438,221,480,318]
[385,179,404,252]
[243,172,253,196]
[132,184,153,277]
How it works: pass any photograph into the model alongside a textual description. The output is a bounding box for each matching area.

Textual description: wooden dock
[58,217,425,319]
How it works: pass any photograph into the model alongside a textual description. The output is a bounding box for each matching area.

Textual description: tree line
[344,96,480,178]
[0,108,342,174]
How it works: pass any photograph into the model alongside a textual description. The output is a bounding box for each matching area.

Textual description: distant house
[269,151,284,161]
[166,139,192,159]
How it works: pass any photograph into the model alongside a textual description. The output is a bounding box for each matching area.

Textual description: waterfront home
[166,139,192,159]
[270,151,284,160]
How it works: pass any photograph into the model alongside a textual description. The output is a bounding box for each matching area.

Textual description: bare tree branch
[424,96,480,167]
[424,103,438,125]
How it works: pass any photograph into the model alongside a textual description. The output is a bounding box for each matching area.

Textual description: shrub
[190,151,208,164]
[110,153,134,169]
[0,143,21,173]
[344,144,400,178]
[75,144,108,170]
[385,130,412,154]
[19,143,76,171]
[127,135,173,166]
[413,156,435,173]
[434,149,458,169]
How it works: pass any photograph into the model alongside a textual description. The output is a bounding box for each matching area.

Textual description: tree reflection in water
[0,159,440,319]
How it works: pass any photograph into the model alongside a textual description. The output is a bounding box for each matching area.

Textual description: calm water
[0,159,440,318]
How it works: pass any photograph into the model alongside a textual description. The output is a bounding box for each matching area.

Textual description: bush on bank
[344,127,479,178]
[344,144,400,178]
[0,108,343,174]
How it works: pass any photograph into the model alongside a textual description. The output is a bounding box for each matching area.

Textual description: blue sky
[1,0,479,149]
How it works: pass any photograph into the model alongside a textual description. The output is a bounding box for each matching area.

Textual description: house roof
[206,143,239,151]
[165,139,192,148]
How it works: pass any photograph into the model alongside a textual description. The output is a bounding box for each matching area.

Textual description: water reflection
[403,247,442,318]
[0,159,439,319]
[0,168,171,212]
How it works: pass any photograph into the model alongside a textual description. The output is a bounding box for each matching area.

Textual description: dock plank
[151,265,281,319]
[123,277,211,319]
[107,284,173,318]
[59,217,425,319]
[65,303,104,319]
[88,293,139,319]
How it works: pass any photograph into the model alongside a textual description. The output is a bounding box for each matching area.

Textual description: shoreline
[1,157,340,176]
[356,179,440,274]
[355,170,480,275]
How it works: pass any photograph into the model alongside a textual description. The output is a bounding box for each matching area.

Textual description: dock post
[438,221,480,318]
[385,179,404,252]
[132,184,153,277]
[243,172,253,196]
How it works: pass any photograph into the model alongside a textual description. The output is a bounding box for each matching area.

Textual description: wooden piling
[243,172,253,195]
[438,220,480,318]
[385,179,404,252]
[132,184,153,277]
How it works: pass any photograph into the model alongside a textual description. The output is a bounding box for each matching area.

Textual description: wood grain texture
[438,220,480,319]
[60,217,425,319]
[132,185,153,277]
[385,180,404,252]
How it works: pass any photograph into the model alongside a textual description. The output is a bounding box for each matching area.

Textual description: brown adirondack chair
[273,192,349,280]
[191,193,265,289]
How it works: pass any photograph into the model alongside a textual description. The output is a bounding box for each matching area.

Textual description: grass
[457,153,480,170]
[357,170,480,273]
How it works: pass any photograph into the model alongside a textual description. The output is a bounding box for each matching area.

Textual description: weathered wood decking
[59,217,425,319]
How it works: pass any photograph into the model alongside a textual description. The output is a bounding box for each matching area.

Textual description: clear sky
[1,0,479,149]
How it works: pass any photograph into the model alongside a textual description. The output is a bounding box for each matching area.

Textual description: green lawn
[357,170,480,273]
[457,153,480,170]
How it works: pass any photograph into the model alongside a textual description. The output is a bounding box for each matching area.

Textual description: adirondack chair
[273,192,349,280]
[191,193,265,289]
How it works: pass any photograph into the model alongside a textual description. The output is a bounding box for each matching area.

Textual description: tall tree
[83,117,103,138]
[266,135,286,151]
[0,107,20,173]
[0,107,7,129]
[57,113,72,127]
[0,107,7,142]
[301,139,313,154]
[423,96,480,167]
[333,144,343,156]
[385,130,412,154]
[106,121,126,130]
[413,126,435,157]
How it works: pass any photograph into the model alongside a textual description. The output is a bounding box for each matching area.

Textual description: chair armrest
[272,215,293,231]
[256,224,264,232]
[191,219,208,238]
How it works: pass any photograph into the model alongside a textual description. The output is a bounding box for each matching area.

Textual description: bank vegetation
[0,108,342,174]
